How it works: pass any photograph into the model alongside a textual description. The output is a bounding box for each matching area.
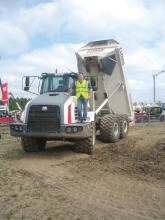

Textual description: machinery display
[0,105,15,124]
[135,104,165,122]
[0,79,15,124]
[10,39,133,154]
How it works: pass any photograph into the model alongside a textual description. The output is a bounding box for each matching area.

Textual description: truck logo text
[42,106,48,111]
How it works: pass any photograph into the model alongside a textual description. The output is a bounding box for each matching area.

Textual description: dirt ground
[0,123,165,220]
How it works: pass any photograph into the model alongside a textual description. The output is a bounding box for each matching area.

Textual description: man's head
[78,73,84,83]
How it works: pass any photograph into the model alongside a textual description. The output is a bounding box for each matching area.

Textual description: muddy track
[0,123,165,220]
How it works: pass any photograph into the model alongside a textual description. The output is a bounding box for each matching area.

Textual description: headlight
[65,126,83,133]
[73,127,78,132]
[65,127,72,133]
[11,125,23,132]
[15,125,19,131]
[19,125,23,131]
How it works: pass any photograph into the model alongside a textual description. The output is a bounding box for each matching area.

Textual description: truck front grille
[28,105,60,132]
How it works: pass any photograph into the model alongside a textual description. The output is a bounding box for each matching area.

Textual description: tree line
[9,97,31,111]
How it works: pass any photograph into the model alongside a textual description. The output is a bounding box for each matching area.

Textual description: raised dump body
[76,39,133,118]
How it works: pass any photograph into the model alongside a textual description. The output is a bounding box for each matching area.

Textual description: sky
[0,0,165,103]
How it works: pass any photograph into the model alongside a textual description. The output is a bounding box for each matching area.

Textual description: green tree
[9,97,31,111]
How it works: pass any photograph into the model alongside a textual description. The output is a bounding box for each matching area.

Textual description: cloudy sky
[0,0,165,102]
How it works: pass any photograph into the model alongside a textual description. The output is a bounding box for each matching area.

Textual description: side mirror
[24,77,30,91]
[22,75,40,95]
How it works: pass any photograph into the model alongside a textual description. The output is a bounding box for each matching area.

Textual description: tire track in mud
[1,123,165,219]
[13,159,165,220]
[12,137,165,220]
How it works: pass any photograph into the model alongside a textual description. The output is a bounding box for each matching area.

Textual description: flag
[0,78,2,100]
[1,83,8,106]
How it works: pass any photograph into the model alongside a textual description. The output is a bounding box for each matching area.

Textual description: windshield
[41,75,74,94]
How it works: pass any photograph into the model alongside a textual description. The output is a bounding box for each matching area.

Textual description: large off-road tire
[21,137,46,152]
[74,125,95,155]
[117,114,129,139]
[100,115,120,143]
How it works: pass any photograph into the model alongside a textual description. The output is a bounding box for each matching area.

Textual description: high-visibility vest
[75,80,88,100]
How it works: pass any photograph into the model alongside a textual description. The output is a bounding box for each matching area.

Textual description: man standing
[75,73,91,122]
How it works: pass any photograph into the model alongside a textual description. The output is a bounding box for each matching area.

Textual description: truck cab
[10,72,96,154]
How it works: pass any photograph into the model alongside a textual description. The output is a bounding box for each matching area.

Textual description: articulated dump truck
[10,39,133,154]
